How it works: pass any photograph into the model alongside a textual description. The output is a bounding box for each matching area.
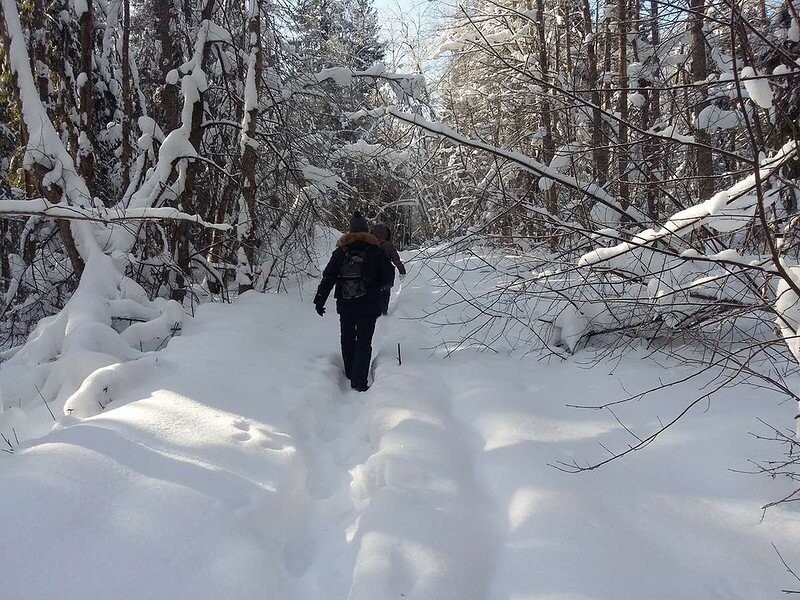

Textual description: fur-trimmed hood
[337,232,379,248]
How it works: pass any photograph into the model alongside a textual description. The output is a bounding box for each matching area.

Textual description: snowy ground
[2,247,800,599]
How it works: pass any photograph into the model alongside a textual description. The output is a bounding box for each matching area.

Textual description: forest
[2,0,800,595]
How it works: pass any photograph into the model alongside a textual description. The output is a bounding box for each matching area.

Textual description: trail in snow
[280,270,495,599]
[2,249,800,598]
[0,264,496,599]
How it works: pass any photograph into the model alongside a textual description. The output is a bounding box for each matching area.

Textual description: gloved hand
[399,273,406,282]
[315,303,325,316]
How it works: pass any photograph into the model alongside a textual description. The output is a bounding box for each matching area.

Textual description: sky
[372,0,447,72]
[373,0,423,37]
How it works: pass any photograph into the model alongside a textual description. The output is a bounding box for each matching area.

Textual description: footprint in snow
[231,419,253,441]
[231,419,293,451]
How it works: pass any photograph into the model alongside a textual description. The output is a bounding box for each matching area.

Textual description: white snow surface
[2,249,800,598]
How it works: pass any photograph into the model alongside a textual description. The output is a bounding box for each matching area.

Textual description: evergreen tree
[346,0,386,70]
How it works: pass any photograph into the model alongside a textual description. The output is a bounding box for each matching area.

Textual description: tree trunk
[582,0,608,187]
[238,0,264,294]
[31,0,48,104]
[154,0,181,131]
[618,0,630,211]
[690,0,714,200]
[171,0,216,302]
[78,0,94,192]
[603,19,612,111]
[535,0,558,241]
[58,220,85,277]
[121,0,132,190]
[4,3,85,277]
[645,0,661,219]
[0,219,10,293]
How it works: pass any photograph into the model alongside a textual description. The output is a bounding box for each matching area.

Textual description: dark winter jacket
[370,223,406,275]
[314,232,395,316]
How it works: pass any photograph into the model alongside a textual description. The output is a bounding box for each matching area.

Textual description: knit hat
[349,211,369,233]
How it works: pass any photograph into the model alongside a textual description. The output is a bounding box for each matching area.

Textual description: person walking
[370,222,406,316]
[314,212,394,391]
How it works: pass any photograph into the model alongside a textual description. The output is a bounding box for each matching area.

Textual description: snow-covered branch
[385,106,647,226]
[0,199,232,229]
[1,0,102,260]
[579,141,798,268]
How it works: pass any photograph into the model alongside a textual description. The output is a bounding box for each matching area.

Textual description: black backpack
[339,247,369,300]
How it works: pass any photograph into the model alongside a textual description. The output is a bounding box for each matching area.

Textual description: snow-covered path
[3,252,800,598]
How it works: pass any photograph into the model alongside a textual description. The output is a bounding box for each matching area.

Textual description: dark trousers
[340,312,378,389]
[379,288,391,315]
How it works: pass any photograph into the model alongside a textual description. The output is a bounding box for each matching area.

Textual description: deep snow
[2,247,800,599]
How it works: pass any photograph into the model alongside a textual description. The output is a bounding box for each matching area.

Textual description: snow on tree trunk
[237,0,263,294]
[77,0,95,191]
[775,266,800,437]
